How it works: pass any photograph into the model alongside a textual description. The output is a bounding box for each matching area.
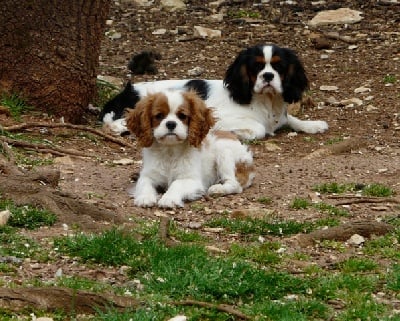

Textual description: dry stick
[3,122,134,148]
[0,136,91,158]
[321,31,358,44]
[173,299,251,320]
[326,195,400,206]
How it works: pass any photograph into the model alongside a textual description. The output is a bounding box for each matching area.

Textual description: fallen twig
[321,31,358,44]
[172,299,251,320]
[3,121,134,148]
[326,195,400,206]
[0,136,91,158]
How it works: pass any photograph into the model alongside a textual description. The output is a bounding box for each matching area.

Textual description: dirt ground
[2,0,400,303]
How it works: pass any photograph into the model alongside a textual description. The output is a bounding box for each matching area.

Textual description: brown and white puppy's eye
[177,112,188,121]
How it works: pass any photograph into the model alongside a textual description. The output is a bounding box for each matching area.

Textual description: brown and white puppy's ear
[125,94,156,148]
[183,90,215,148]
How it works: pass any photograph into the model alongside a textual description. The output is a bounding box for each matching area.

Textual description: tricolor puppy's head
[126,90,215,148]
[224,44,308,104]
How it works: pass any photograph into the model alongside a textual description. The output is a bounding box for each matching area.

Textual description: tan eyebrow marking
[270,55,281,63]
[255,56,266,64]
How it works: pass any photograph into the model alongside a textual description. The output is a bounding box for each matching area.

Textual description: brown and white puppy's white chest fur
[126,90,254,208]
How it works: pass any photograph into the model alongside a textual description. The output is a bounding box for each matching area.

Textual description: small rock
[348,45,358,50]
[193,26,221,38]
[366,104,378,112]
[107,31,122,40]
[55,268,63,278]
[347,233,365,245]
[339,98,363,107]
[263,142,281,152]
[326,96,338,104]
[36,318,54,321]
[167,316,187,321]
[311,36,332,50]
[188,222,202,229]
[0,210,11,226]
[354,86,371,93]
[205,245,227,253]
[160,0,186,10]
[320,85,339,91]
[203,227,224,233]
[112,158,134,165]
[308,8,363,27]
[187,66,204,77]
[152,28,167,35]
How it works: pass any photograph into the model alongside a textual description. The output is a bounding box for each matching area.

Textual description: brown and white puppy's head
[126,90,215,148]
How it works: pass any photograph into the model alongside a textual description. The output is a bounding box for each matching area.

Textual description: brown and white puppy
[126,90,254,208]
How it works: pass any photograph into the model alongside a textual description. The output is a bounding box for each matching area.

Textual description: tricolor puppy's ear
[125,95,155,148]
[183,91,215,148]
[224,48,252,105]
[281,48,309,103]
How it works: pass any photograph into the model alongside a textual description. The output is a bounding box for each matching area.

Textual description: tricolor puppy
[126,90,254,208]
[101,44,328,140]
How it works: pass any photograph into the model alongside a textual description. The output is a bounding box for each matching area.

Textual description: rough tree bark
[0,0,111,123]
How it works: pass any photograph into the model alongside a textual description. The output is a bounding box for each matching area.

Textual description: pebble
[320,85,339,91]
[347,234,365,245]
[0,210,11,226]
[354,86,371,93]
[167,316,187,321]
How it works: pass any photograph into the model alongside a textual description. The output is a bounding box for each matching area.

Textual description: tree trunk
[0,0,111,123]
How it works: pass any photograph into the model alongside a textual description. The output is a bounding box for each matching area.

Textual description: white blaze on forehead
[262,45,274,63]
[165,90,185,114]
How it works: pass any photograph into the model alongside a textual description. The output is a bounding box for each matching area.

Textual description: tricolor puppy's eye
[177,112,188,121]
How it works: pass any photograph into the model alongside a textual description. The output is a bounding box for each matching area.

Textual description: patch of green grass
[383,74,397,84]
[56,276,113,293]
[0,226,47,259]
[229,242,282,265]
[205,216,314,236]
[290,197,311,209]
[227,9,261,19]
[339,258,378,273]
[256,196,272,205]
[387,264,400,291]
[362,183,394,197]
[243,138,263,145]
[313,182,356,194]
[290,198,349,216]
[336,294,385,321]
[0,93,33,120]
[0,199,57,230]
[169,221,207,243]
[363,233,400,259]
[54,228,145,266]
[325,136,344,145]
[314,202,349,216]
[313,182,394,197]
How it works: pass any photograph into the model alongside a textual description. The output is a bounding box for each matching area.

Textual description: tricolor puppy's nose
[166,121,177,130]
[263,72,274,82]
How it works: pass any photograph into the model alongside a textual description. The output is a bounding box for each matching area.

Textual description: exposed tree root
[172,299,251,320]
[303,137,368,159]
[0,287,141,314]
[297,220,393,246]
[1,135,91,158]
[2,121,134,148]
[0,149,125,231]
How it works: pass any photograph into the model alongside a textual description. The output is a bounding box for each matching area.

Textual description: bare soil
[1,0,400,313]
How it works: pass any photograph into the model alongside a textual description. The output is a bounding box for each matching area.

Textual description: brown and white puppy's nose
[166,120,177,131]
